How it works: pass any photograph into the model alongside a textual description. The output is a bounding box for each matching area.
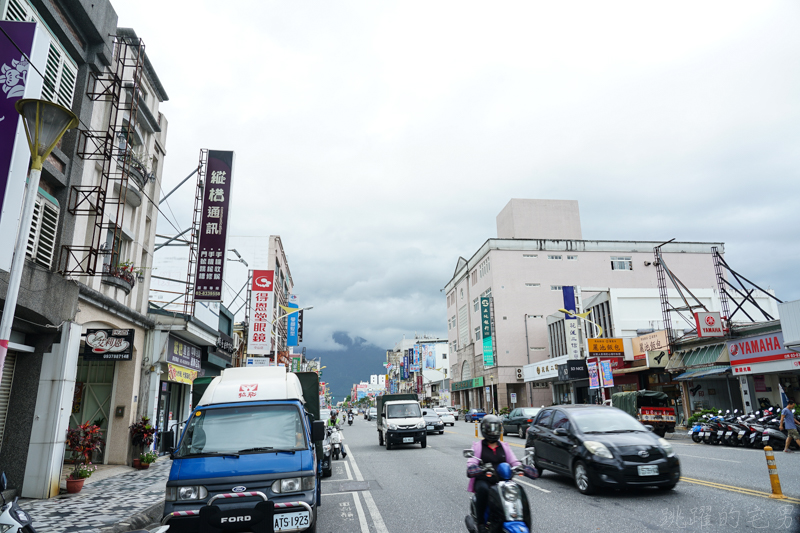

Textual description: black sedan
[422,410,444,434]
[502,407,541,438]
[524,405,680,495]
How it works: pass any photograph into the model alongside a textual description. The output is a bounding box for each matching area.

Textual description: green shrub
[686,409,721,427]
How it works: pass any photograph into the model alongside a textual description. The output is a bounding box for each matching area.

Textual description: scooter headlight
[500,482,520,502]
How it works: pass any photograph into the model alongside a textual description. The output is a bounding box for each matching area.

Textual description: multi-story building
[0,0,168,499]
[385,336,449,405]
[445,199,724,412]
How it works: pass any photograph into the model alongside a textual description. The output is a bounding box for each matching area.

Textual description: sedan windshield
[571,408,646,434]
[387,404,421,419]
[178,404,306,456]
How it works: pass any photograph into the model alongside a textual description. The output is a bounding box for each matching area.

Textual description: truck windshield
[387,404,421,419]
[177,404,306,456]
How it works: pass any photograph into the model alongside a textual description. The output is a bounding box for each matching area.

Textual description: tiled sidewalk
[19,459,170,532]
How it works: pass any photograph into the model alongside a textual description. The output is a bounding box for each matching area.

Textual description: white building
[445,199,725,411]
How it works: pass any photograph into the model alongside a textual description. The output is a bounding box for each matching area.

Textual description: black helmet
[480,415,503,443]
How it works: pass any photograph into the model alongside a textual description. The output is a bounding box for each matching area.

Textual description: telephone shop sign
[83,329,134,361]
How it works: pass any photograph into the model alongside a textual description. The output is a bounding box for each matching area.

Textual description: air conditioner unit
[515,368,523,380]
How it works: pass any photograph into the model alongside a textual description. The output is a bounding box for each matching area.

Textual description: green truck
[611,390,676,437]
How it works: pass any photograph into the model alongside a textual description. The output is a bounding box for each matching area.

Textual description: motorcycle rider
[780,398,800,453]
[467,415,538,533]
[327,410,346,458]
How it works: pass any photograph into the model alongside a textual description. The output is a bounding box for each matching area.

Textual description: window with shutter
[3,0,78,108]
[0,352,17,452]
[26,193,59,269]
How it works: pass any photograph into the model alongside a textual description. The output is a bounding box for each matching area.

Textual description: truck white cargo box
[198,366,305,406]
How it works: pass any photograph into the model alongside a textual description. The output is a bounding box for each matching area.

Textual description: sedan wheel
[518,427,525,439]
[574,461,595,495]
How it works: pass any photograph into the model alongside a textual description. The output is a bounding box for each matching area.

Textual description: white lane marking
[350,491,370,533]
[345,444,389,533]
[321,491,369,533]
[517,479,551,493]
[678,454,741,463]
[361,491,389,533]
[344,460,354,481]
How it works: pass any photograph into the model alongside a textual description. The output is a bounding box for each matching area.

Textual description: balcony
[101,263,138,294]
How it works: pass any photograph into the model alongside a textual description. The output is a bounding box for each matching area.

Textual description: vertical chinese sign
[0,21,48,270]
[286,294,299,347]
[194,150,235,302]
[481,297,494,367]
[561,286,581,359]
[247,270,274,355]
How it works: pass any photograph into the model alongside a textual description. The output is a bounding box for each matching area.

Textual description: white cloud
[123,1,800,350]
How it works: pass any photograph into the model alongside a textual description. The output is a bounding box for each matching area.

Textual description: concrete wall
[496,199,582,240]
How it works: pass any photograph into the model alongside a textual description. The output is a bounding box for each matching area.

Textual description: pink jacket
[466,440,521,493]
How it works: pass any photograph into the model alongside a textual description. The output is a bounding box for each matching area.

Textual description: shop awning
[667,343,728,371]
[612,366,650,375]
[674,365,731,381]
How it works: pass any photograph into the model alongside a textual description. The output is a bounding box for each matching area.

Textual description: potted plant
[129,416,156,467]
[65,422,104,494]
[138,450,157,470]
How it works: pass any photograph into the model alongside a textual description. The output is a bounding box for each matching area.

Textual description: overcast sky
[125,1,800,354]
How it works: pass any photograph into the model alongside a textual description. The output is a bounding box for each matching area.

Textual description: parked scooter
[463,449,535,533]
[0,472,37,533]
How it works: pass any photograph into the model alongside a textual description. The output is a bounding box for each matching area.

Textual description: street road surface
[315,417,800,533]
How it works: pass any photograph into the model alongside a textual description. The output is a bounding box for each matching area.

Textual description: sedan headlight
[583,441,613,459]
[388,423,398,430]
[416,421,426,429]
[175,485,208,501]
[658,437,675,458]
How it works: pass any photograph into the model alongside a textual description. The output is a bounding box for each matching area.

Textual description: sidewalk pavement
[19,458,170,533]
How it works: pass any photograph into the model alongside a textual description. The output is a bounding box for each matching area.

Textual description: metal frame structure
[182,149,208,316]
[60,36,145,276]
[654,239,710,351]
[655,241,784,353]
[712,247,782,323]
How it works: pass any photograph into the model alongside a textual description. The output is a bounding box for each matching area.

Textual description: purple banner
[194,150,235,301]
[0,22,36,228]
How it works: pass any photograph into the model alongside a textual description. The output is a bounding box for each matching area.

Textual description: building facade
[445,199,724,413]
[0,0,169,498]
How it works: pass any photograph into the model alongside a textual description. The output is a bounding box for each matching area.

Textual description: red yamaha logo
[705,315,716,326]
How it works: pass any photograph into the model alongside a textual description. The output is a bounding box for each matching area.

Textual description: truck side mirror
[312,420,325,442]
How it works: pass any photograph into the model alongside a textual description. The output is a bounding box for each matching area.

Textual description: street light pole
[0,99,77,376]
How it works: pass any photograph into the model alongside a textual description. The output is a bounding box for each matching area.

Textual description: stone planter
[66,478,85,494]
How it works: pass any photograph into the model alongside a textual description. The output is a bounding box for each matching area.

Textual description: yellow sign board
[587,338,624,357]
[167,363,198,384]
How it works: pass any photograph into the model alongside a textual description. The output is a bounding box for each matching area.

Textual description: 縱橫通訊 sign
[194,150,235,301]
[481,297,494,367]
[248,270,275,355]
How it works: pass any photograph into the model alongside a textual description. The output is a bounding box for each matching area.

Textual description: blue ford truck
[162,366,325,532]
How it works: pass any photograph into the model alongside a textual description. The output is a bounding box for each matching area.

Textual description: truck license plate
[638,465,659,476]
[403,437,414,443]
[274,512,310,531]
